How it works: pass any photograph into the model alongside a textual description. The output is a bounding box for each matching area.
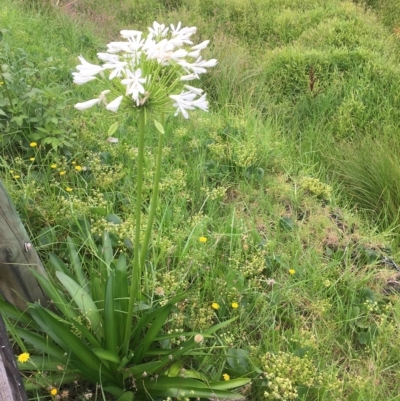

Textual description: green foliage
[4,232,249,399]
[0,34,74,152]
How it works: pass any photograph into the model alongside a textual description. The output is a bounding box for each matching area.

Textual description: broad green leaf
[154,119,165,134]
[226,348,250,374]
[18,356,79,372]
[108,122,119,136]
[56,271,102,333]
[93,348,120,364]
[49,253,71,277]
[0,299,34,326]
[209,378,251,390]
[15,326,66,361]
[115,253,128,344]
[28,304,114,382]
[67,237,86,287]
[136,377,246,399]
[117,391,135,401]
[103,387,124,399]
[133,303,173,363]
[30,269,79,321]
[102,231,114,268]
[104,272,118,360]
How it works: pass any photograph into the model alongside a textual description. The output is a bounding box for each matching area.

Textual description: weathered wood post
[0,178,52,400]
[0,179,50,310]
[0,314,28,401]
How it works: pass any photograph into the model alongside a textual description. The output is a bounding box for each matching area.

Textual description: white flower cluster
[73,22,217,119]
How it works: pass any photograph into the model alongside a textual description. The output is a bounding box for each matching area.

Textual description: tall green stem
[123,108,145,355]
[140,116,164,265]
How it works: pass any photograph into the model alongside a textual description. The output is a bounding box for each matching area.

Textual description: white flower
[170,90,208,119]
[120,30,142,39]
[102,61,128,80]
[121,68,146,105]
[191,40,209,51]
[184,85,204,95]
[106,95,124,112]
[192,94,208,112]
[74,98,101,110]
[76,55,104,77]
[72,73,96,85]
[180,73,199,81]
[148,22,169,37]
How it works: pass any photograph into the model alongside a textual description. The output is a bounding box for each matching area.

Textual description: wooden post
[0,314,28,401]
[0,179,50,310]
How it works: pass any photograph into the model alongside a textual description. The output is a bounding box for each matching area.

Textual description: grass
[2,0,400,400]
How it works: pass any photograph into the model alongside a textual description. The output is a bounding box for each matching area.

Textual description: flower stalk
[123,107,145,354]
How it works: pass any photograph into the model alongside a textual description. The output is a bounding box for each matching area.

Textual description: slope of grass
[2,0,400,400]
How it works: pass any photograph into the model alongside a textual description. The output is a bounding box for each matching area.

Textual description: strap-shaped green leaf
[14,326,65,361]
[29,304,116,385]
[0,299,34,326]
[93,348,120,364]
[136,377,246,400]
[49,252,72,278]
[56,271,102,333]
[115,253,128,344]
[132,303,173,364]
[30,269,79,321]
[67,236,86,288]
[104,272,118,362]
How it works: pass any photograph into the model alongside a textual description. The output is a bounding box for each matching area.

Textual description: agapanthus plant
[73,21,217,118]
[73,21,218,358]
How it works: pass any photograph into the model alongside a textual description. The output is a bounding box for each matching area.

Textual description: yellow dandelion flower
[231,302,239,309]
[71,161,76,165]
[59,171,66,176]
[211,302,220,310]
[199,236,207,243]
[51,164,57,169]
[17,352,30,363]
[223,373,230,381]
[288,269,295,275]
[74,165,82,171]
[13,175,20,179]
[66,187,73,192]
[30,142,37,147]
[50,388,58,396]
[30,157,35,162]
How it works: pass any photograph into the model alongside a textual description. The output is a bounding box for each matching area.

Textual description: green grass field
[1,0,400,400]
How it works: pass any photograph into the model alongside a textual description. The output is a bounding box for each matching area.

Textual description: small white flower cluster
[73,22,217,119]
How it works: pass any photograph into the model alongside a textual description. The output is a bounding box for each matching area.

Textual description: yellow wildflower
[17,352,30,363]
[75,165,82,171]
[30,142,37,147]
[211,302,220,310]
[30,157,35,162]
[288,269,295,275]
[51,164,57,169]
[223,373,230,381]
[199,236,207,243]
[13,175,20,179]
[231,302,239,309]
[71,161,76,165]
[50,388,58,396]
[66,187,73,192]
[59,171,66,176]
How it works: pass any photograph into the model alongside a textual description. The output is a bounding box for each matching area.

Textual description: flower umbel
[73,21,217,118]
[17,352,30,363]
